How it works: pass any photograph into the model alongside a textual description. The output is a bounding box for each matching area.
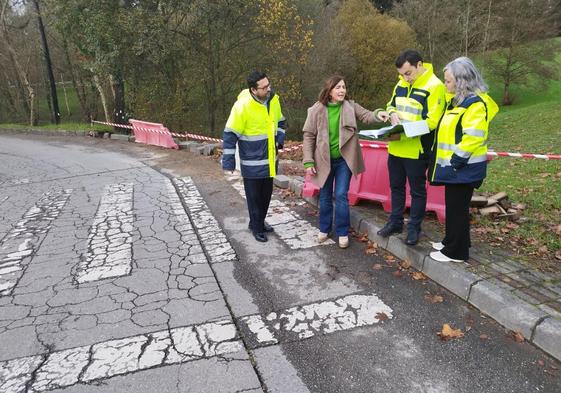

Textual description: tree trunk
[482,0,493,53]
[92,72,111,122]
[464,0,471,56]
[110,71,126,129]
[6,48,36,126]
[1,0,35,124]
[61,74,71,116]
[33,0,60,124]
[62,40,89,121]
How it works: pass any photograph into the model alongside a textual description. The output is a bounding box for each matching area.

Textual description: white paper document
[359,120,429,139]
[402,120,430,137]
[359,126,399,139]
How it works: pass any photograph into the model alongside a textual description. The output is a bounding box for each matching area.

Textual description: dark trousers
[243,177,273,234]
[388,154,428,231]
[442,183,474,260]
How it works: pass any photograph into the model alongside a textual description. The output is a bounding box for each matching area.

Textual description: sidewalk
[276,174,561,362]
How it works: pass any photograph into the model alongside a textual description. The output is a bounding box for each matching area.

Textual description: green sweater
[304,102,342,168]
[327,101,342,159]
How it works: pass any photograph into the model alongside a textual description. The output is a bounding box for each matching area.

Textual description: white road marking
[0,189,72,295]
[76,183,134,283]
[172,177,237,264]
[229,180,334,249]
[0,292,393,391]
[0,320,242,393]
[241,293,393,345]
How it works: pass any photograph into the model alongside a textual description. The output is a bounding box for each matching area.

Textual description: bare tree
[484,0,561,105]
[0,0,36,125]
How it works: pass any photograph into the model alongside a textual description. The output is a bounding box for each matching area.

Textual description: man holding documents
[376,49,446,245]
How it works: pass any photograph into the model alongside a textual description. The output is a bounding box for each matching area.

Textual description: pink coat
[302,100,381,188]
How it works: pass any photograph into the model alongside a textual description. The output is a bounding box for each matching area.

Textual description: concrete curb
[284,176,561,362]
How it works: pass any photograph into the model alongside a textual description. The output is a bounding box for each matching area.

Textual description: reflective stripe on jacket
[430,93,499,184]
[386,63,446,159]
[222,89,286,178]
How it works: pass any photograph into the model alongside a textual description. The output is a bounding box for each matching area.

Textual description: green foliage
[331,0,416,109]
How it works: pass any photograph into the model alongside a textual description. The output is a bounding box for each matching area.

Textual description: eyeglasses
[256,83,271,90]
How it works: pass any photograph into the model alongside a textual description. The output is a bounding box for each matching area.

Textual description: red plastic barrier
[129,119,178,149]
[302,172,320,197]
[302,140,447,223]
[348,141,393,212]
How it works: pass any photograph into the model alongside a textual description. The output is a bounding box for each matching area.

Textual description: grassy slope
[477,41,561,260]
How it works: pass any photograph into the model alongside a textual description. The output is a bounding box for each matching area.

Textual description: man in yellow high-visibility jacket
[222,71,286,243]
[377,49,446,245]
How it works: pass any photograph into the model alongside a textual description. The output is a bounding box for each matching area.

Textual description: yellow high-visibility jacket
[430,93,499,184]
[386,63,446,159]
[222,89,286,178]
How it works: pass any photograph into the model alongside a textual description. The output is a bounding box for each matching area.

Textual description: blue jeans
[319,157,352,236]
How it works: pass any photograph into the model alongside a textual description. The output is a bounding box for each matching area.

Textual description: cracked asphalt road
[0,133,560,393]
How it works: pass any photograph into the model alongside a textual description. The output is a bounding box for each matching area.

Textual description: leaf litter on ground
[437,324,465,341]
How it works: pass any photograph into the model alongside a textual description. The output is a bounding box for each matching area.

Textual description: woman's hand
[377,111,390,122]
[305,166,317,176]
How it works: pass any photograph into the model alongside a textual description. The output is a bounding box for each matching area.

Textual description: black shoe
[377,222,403,237]
[253,232,268,242]
[405,228,420,245]
[248,222,274,233]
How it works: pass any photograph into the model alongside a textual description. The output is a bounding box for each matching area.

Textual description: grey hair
[444,57,488,106]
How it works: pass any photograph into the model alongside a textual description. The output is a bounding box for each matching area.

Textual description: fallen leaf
[424,293,444,303]
[376,312,389,322]
[554,251,561,261]
[357,232,369,242]
[538,359,545,366]
[365,241,378,255]
[411,271,428,281]
[392,270,403,278]
[372,263,384,270]
[479,334,489,340]
[538,246,548,254]
[551,364,559,370]
[400,259,412,269]
[510,331,525,343]
[437,324,464,341]
[555,224,561,236]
